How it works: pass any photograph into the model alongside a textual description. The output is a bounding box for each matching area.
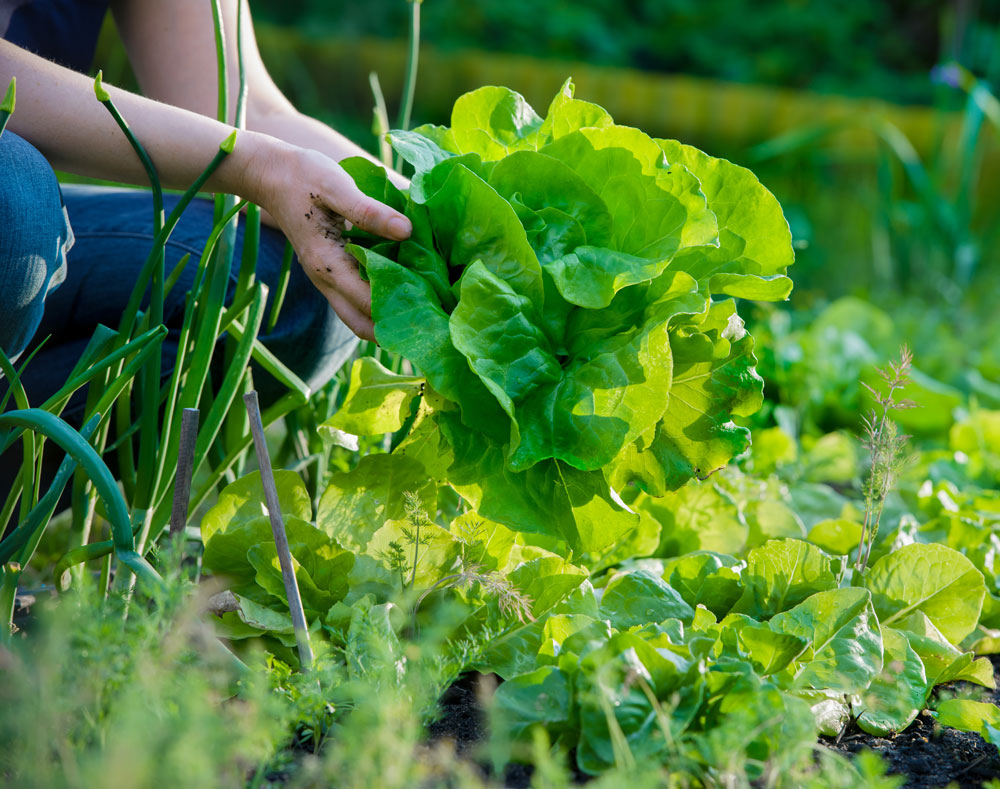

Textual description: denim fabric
[0,130,359,415]
[0,131,72,361]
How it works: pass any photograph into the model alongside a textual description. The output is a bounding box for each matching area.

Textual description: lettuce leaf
[343,80,794,547]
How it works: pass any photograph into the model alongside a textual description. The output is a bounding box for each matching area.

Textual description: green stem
[0,410,162,591]
[397,0,422,132]
[0,76,15,139]
[1,563,20,645]
[393,0,422,171]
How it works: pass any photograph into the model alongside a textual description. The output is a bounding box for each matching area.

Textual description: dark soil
[822,654,1000,788]
[429,660,1000,788]
[427,672,538,788]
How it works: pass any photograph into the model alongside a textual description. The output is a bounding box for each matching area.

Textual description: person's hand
[246,138,411,341]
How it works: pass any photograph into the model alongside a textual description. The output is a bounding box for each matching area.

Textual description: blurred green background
[94,0,1000,434]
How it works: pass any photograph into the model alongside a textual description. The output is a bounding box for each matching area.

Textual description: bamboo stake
[243,391,314,669]
[169,408,200,537]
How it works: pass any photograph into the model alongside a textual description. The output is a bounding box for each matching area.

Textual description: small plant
[856,346,917,572]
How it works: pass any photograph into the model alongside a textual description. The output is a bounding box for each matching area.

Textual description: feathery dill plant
[401,490,436,589]
[413,511,534,625]
[856,346,918,573]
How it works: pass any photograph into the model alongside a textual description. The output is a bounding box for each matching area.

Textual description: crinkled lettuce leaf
[343,80,793,545]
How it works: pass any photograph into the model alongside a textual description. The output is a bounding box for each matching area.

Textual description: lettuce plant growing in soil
[192,83,1000,784]
[338,79,793,558]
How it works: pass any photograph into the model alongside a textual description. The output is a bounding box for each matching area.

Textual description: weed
[857,346,918,572]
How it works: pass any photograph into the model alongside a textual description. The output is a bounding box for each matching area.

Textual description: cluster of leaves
[338,80,792,559]
[186,84,1000,784]
[752,296,975,438]
[196,453,1000,781]
[486,538,995,776]
[199,467,580,672]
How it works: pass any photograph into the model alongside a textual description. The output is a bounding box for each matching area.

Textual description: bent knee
[0,132,72,358]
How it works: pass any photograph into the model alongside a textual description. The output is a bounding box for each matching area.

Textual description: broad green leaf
[357,247,508,442]
[744,499,806,549]
[339,156,407,212]
[638,484,747,557]
[222,593,295,636]
[487,150,614,249]
[346,599,401,680]
[733,539,838,620]
[931,699,1000,745]
[660,552,742,619]
[864,543,986,645]
[248,543,329,617]
[590,508,662,571]
[537,78,614,141]
[542,247,675,309]
[537,614,601,663]
[657,138,793,285]
[420,159,544,307]
[200,469,312,546]
[938,655,995,688]
[737,621,808,675]
[770,587,883,694]
[709,273,793,301]
[553,618,615,664]
[807,519,863,556]
[610,302,764,495]
[508,555,588,618]
[855,627,927,735]
[540,126,716,259]
[511,316,674,473]
[442,416,638,554]
[492,666,571,739]
[202,515,273,584]
[405,123,459,156]
[387,129,457,173]
[397,200,454,308]
[448,259,562,425]
[474,621,547,680]
[316,453,437,551]
[321,356,424,437]
[599,569,695,628]
[509,200,588,268]
[896,612,996,689]
[793,689,851,737]
[245,517,355,616]
[566,268,704,357]
[448,86,544,160]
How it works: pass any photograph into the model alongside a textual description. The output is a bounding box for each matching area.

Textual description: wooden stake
[243,391,314,669]
[169,408,200,537]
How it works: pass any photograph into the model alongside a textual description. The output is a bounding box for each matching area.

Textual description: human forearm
[1,39,411,340]
[1,40,267,200]
[249,104,395,179]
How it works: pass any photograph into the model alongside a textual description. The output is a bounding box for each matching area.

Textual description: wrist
[216,129,293,209]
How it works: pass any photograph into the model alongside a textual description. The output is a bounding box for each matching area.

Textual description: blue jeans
[0,130,358,415]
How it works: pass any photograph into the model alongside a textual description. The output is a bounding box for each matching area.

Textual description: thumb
[333,181,412,241]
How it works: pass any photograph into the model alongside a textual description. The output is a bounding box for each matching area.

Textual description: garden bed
[429,661,1000,788]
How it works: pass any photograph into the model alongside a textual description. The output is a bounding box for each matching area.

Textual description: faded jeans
[0,130,358,415]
